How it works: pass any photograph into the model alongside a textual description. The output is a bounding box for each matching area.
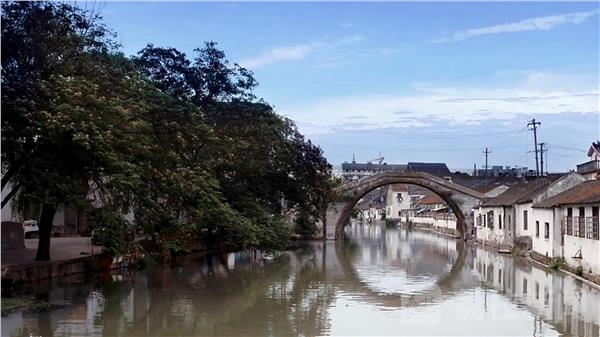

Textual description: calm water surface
[3,223,600,336]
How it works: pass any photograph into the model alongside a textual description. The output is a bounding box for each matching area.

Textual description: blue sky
[98,1,599,172]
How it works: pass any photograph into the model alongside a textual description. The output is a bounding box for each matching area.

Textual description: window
[487,211,494,229]
[498,214,502,229]
[523,210,528,230]
[535,221,540,238]
[591,207,599,240]
[523,279,528,294]
[544,222,550,239]
[508,215,511,230]
[396,193,403,202]
[535,282,539,300]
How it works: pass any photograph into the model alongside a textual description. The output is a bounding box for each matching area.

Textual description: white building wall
[474,206,506,246]
[531,208,556,257]
[562,204,600,274]
[564,235,600,274]
[385,190,411,220]
[514,203,534,238]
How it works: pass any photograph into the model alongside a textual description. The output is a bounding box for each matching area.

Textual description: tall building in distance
[339,154,451,182]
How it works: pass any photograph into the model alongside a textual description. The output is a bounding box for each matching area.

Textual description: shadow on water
[2,223,599,337]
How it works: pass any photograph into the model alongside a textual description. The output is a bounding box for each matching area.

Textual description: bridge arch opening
[325,172,486,240]
[336,182,466,238]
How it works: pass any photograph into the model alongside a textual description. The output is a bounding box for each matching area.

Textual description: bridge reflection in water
[2,222,599,337]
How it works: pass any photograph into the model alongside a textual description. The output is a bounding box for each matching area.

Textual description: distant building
[406,162,451,177]
[340,158,451,182]
[476,165,535,177]
[385,184,410,220]
[356,188,387,222]
[341,160,406,182]
[576,141,600,180]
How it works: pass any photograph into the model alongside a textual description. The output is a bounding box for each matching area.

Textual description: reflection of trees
[88,246,338,336]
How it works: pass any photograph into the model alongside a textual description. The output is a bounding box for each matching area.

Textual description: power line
[546,143,586,153]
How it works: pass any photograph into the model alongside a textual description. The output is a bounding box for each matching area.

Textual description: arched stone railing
[324,172,486,240]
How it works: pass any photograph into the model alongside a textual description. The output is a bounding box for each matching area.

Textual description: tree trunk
[35,203,57,261]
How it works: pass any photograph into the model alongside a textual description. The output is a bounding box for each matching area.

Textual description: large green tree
[1,2,152,260]
[2,1,333,262]
[134,44,333,240]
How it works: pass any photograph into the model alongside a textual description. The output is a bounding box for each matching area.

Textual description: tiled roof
[418,193,444,205]
[356,188,387,209]
[450,175,523,189]
[533,180,600,208]
[482,176,562,207]
[473,184,506,193]
[407,162,451,177]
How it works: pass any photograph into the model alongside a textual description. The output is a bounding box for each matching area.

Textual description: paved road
[1,237,103,267]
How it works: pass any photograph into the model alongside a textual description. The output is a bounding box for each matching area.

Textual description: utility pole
[483,147,491,177]
[539,143,547,175]
[527,119,541,176]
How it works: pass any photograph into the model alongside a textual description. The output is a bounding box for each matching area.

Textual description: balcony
[576,159,600,174]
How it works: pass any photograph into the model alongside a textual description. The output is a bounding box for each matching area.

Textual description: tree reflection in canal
[2,222,599,336]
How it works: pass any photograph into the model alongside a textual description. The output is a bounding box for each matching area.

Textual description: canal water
[2,223,600,336]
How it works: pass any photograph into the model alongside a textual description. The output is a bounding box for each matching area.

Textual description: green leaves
[2,1,333,258]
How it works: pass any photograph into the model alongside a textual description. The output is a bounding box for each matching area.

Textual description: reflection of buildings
[4,226,600,337]
[472,246,600,337]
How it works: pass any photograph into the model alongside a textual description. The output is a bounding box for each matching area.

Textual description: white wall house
[1,178,136,237]
[474,205,509,248]
[521,173,587,259]
[407,192,458,234]
[385,184,411,220]
[532,180,600,274]
[514,173,585,239]
[576,141,600,180]
[475,174,585,250]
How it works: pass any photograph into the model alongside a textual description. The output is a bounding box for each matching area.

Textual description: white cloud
[432,9,598,43]
[240,43,317,69]
[240,35,366,69]
[279,72,599,135]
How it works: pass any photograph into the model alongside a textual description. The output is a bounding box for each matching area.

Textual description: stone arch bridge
[324,171,486,240]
